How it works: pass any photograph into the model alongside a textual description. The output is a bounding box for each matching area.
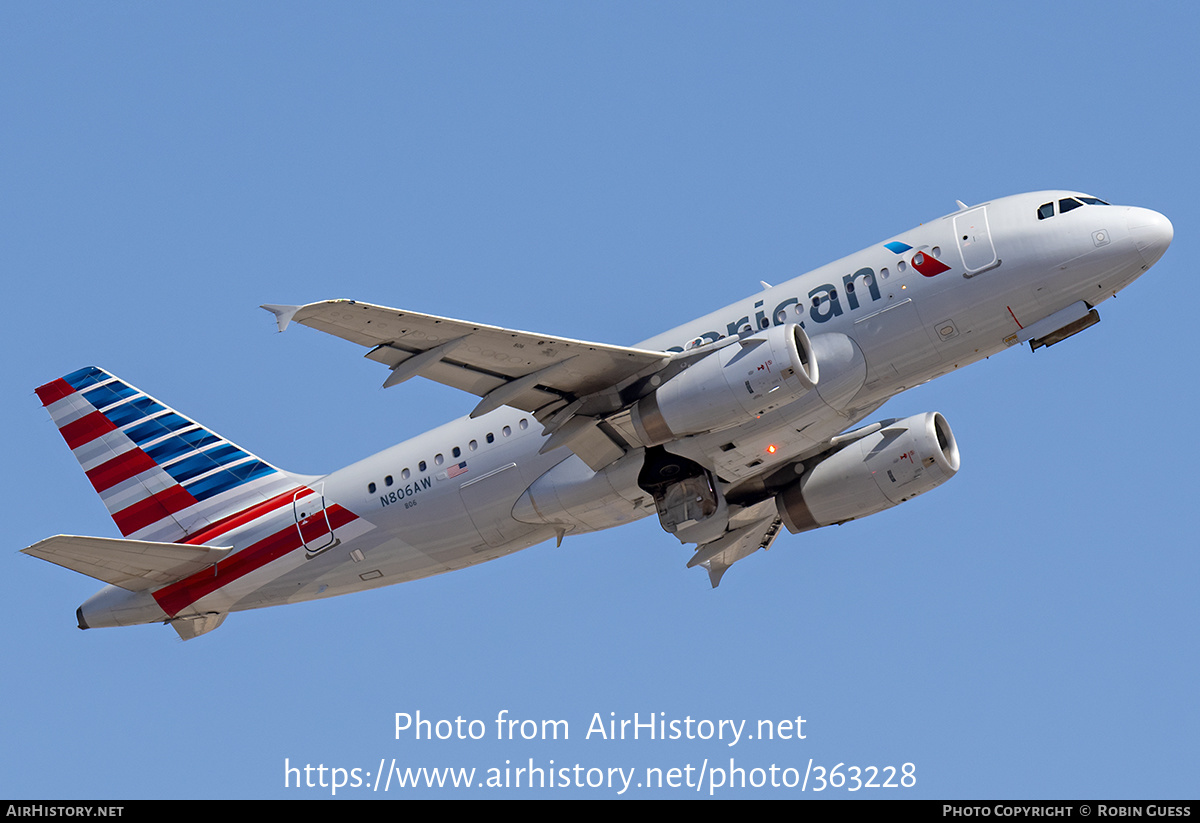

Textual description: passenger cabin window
[368,482,376,494]
[486,433,495,444]
[452,446,461,458]
[385,475,393,486]
[418,460,427,472]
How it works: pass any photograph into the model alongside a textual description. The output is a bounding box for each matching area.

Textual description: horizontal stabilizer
[22,535,231,592]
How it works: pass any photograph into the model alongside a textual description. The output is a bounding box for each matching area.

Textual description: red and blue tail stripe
[34,366,376,625]
[36,366,299,543]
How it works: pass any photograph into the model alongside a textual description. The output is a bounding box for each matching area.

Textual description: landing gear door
[294,484,338,556]
[954,207,998,274]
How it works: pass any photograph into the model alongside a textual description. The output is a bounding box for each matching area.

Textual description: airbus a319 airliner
[25,191,1172,639]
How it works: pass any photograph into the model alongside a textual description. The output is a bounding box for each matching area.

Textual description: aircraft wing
[267,300,670,417]
[266,300,677,469]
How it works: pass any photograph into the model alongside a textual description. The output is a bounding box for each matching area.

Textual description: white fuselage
[78,191,1172,628]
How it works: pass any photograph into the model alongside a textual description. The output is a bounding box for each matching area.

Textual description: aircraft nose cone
[1127,207,1173,268]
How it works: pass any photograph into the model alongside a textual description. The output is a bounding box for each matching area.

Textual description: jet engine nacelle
[776,412,960,533]
[632,323,818,447]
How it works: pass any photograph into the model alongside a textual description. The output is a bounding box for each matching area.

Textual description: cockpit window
[1038,196,1110,220]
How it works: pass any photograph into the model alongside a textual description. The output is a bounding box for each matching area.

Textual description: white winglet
[260,304,303,333]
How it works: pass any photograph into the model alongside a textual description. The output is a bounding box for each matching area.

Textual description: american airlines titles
[668,264,893,353]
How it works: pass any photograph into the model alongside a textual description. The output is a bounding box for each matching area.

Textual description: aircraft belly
[458,462,540,548]
[669,410,868,483]
[223,532,462,610]
[512,452,653,533]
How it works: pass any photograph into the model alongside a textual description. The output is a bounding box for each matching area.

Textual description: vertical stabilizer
[35,366,303,544]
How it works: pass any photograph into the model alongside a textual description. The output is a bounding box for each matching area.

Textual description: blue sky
[3,2,1196,798]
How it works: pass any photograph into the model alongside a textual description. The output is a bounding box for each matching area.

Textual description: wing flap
[687,516,783,588]
[23,535,232,592]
